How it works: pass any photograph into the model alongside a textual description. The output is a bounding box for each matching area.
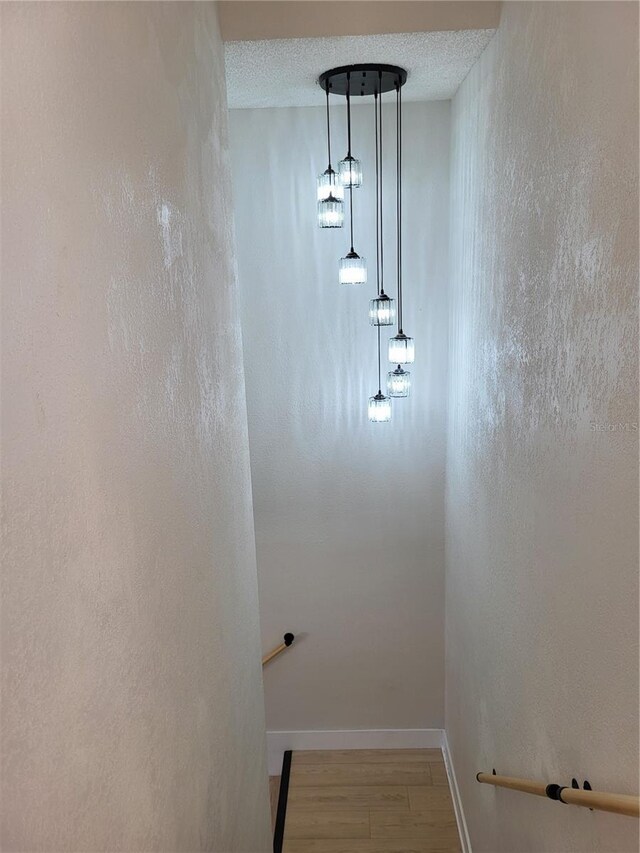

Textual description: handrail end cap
[546,784,566,802]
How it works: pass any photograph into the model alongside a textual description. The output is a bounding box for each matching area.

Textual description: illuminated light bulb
[369,293,396,326]
[339,251,367,285]
[368,392,392,423]
[388,332,415,364]
[317,194,344,228]
[317,167,344,202]
[338,155,363,188]
[387,366,411,397]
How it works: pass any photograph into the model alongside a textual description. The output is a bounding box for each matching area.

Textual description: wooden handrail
[477,771,640,818]
[262,633,295,667]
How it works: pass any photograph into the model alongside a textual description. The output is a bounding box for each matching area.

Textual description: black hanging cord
[374,87,382,395]
[346,74,353,158]
[374,90,380,296]
[378,72,384,295]
[347,73,354,251]
[396,78,403,333]
[325,86,332,167]
[375,73,384,394]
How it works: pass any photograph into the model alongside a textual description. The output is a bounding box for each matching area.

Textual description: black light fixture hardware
[316,63,410,421]
[318,64,407,96]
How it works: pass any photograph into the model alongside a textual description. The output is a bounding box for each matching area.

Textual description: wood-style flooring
[270,775,281,830]
[280,749,461,853]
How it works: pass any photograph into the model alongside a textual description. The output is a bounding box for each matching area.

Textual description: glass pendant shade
[369,293,396,326]
[338,155,363,188]
[387,366,411,397]
[317,167,344,202]
[368,392,392,423]
[317,195,344,228]
[339,251,367,285]
[388,332,415,364]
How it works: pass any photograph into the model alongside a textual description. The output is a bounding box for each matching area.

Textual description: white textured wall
[446,3,639,852]
[230,102,449,731]
[1,3,271,850]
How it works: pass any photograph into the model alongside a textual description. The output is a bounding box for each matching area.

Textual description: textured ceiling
[225,29,496,109]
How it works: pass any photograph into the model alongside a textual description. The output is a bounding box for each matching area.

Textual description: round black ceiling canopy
[319,64,407,97]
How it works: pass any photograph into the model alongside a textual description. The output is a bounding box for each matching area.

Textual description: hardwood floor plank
[283,749,462,851]
[428,763,449,786]
[370,811,459,845]
[287,785,410,811]
[408,786,454,812]
[283,840,460,853]
[269,776,280,831]
[290,762,432,787]
[284,809,370,839]
[293,749,444,765]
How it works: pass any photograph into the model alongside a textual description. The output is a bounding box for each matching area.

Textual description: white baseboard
[441,732,472,853]
[266,728,445,775]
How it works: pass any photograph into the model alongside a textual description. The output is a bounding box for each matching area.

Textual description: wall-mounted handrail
[477,771,639,818]
[262,633,295,667]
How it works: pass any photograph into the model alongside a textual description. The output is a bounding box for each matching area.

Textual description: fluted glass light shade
[388,332,415,364]
[368,392,391,423]
[317,195,344,228]
[369,293,396,326]
[317,167,344,202]
[338,155,363,188]
[387,366,411,397]
[339,251,367,285]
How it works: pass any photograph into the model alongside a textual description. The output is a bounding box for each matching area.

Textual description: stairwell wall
[230,102,450,733]
[446,3,639,851]
[1,3,271,850]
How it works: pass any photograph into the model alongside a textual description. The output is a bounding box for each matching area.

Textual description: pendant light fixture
[369,85,395,328]
[338,90,363,191]
[388,332,415,364]
[339,156,363,189]
[369,388,392,422]
[337,72,366,285]
[317,64,411,420]
[370,293,395,325]
[368,329,391,422]
[317,168,343,203]
[367,85,391,423]
[339,251,367,285]
[388,81,412,399]
[317,87,344,228]
[387,365,411,397]
[338,67,363,189]
[388,79,415,365]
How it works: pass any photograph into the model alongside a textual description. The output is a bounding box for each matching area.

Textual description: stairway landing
[279,748,461,852]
